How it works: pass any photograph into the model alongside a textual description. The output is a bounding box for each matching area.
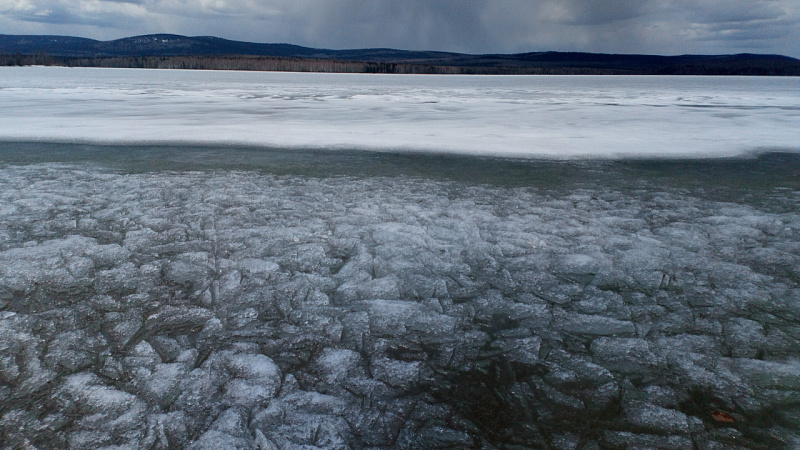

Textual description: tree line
[1,52,798,75]
[0,53,605,74]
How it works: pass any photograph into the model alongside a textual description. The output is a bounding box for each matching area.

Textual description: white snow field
[1,67,799,158]
[1,68,800,449]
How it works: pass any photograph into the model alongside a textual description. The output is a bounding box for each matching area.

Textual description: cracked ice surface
[1,162,799,449]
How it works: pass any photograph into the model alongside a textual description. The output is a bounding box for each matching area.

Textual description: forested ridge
[2,34,799,75]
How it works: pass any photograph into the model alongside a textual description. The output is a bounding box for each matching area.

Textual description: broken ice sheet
[0,158,799,449]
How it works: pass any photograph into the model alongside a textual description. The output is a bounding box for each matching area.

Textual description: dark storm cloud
[688,0,785,24]
[0,0,798,56]
[294,0,489,52]
[529,0,657,25]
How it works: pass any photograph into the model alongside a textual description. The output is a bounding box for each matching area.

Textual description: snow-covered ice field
[1,68,800,449]
[1,67,799,158]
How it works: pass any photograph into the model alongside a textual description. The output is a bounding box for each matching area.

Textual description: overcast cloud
[1,0,798,56]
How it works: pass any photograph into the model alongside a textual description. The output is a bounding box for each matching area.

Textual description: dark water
[1,141,799,197]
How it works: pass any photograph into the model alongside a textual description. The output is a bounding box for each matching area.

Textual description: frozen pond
[1,69,800,449]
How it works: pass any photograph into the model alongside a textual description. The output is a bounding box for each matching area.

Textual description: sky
[1,0,799,57]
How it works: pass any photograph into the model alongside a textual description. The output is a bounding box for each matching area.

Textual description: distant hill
[0,34,458,60]
[2,33,799,75]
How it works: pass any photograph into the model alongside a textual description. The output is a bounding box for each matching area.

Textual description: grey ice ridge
[1,162,799,448]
